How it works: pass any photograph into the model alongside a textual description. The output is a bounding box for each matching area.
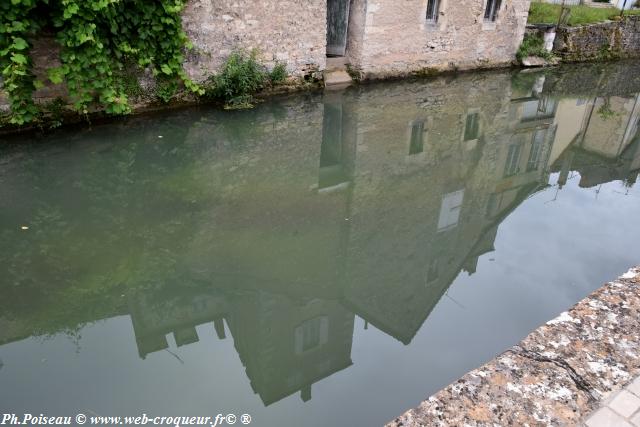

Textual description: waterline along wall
[5,1,640,121]
[0,0,533,115]
[179,0,532,80]
[180,0,531,79]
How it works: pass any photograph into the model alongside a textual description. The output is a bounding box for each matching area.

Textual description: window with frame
[484,0,502,22]
[426,0,440,23]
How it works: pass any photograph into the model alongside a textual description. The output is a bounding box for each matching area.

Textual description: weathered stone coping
[387,267,640,426]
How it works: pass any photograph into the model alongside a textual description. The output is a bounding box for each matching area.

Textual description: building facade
[181,0,531,81]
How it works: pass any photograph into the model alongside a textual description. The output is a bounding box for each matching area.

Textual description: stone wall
[346,0,531,79]
[554,16,640,61]
[387,268,640,427]
[182,0,326,80]
[1,0,536,117]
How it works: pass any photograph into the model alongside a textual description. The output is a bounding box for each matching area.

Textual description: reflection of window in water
[409,120,425,155]
[437,190,464,232]
[527,128,546,171]
[294,316,328,354]
[426,0,440,23]
[522,98,556,121]
[504,143,522,177]
[464,112,480,141]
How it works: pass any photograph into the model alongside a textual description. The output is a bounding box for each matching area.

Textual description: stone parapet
[387,267,640,426]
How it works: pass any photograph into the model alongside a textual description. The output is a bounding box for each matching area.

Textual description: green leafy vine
[1,0,203,125]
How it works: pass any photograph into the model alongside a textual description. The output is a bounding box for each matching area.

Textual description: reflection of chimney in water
[301,385,312,402]
[214,318,226,340]
[558,151,575,189]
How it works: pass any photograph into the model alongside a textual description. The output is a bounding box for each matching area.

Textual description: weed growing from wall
[204,50,288,109]
[517,34,554,62]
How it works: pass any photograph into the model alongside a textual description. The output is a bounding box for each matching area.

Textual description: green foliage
[41,97,67,129]
[207,50,266,103]
[155,75,179,103]
[205,50,288,109]
[511,71,545,96]
[517,33,553,61]
[0,0,204,125]
[528,2,640,26]
[269,62,287,84]
[0,0,40,125]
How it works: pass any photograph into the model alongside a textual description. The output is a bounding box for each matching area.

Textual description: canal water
[1,61,640,426]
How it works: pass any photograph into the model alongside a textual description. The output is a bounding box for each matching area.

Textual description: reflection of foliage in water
[511,71,546,98]
[597,97,617,121]
[0,118,208,337]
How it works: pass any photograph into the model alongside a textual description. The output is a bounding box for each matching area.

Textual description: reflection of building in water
[5,69,640,409]
[129,289,228,359]
[129,287,354,405]
[226,293,354,405]
[106,72,568,405]
[549,93,640,188]
[98,83,640,406]
[122,72,568,406]
[341,73,556,344]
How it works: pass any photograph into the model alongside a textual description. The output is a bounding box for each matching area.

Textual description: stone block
[586,407,633,427]
[609,390,640,418]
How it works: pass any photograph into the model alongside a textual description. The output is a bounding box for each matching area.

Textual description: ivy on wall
[0,0,202,124]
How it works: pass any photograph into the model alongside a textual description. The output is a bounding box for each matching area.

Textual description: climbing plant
[0,0,202,125]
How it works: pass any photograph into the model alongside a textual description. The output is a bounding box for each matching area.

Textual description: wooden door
[327,0,350,56]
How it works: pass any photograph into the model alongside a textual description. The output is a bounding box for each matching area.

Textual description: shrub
[517,34,553,61]
[205,50,288,109]
[269,62,288,84]
[208,50,267,101]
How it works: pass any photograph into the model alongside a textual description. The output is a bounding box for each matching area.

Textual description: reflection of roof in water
[551,136,640,188]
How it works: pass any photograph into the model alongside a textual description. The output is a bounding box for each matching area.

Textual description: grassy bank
[528,2,640,26]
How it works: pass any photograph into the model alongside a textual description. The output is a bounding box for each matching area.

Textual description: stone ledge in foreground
[386,267,640,427]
